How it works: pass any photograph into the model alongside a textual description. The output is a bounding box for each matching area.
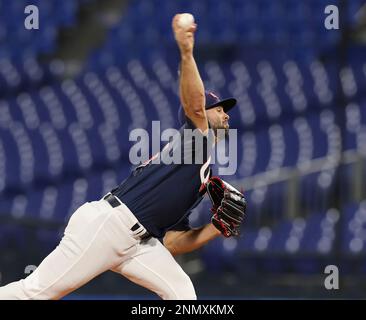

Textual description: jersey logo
[200,156,211,184]
[208,92,219,100]
[139,142,171,168]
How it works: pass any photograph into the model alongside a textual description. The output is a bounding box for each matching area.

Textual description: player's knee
[166,273,197,300]
[177,289,197,300]
[20,277,73,300]
[47,281,77,300]
[0,279,40,300]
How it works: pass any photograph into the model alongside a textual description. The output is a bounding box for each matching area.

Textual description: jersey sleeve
[178,114,198,130]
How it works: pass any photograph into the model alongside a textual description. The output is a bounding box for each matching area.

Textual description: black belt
[103,193,152,241]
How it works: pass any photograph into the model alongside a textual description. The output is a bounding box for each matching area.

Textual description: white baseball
[177,13,195,29]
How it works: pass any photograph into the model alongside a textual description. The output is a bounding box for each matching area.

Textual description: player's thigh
[18,203,135,299]
[114,238,196,300]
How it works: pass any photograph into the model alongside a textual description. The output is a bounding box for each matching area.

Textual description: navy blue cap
[178,91,237,125]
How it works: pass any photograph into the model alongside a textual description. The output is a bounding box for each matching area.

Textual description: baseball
[177,13,195,29]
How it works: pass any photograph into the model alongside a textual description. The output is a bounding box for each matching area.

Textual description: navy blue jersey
[112,118,214,238]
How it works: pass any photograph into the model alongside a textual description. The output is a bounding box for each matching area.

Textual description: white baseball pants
[0,198,196,300]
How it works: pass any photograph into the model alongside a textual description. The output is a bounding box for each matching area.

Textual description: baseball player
[0,14,246,300]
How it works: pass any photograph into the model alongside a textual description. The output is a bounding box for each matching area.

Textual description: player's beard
[211,121,229,140]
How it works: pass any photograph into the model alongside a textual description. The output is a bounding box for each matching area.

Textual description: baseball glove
[205,176,246,237]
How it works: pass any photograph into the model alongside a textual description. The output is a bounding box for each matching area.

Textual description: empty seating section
[0,0,94,99]
[1,0,366,273]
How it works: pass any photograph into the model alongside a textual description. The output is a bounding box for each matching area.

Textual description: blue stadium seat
[1,0,366,280]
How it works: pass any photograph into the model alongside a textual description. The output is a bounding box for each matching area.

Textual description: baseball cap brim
[178,97,237,125]
[205,97,237,113]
